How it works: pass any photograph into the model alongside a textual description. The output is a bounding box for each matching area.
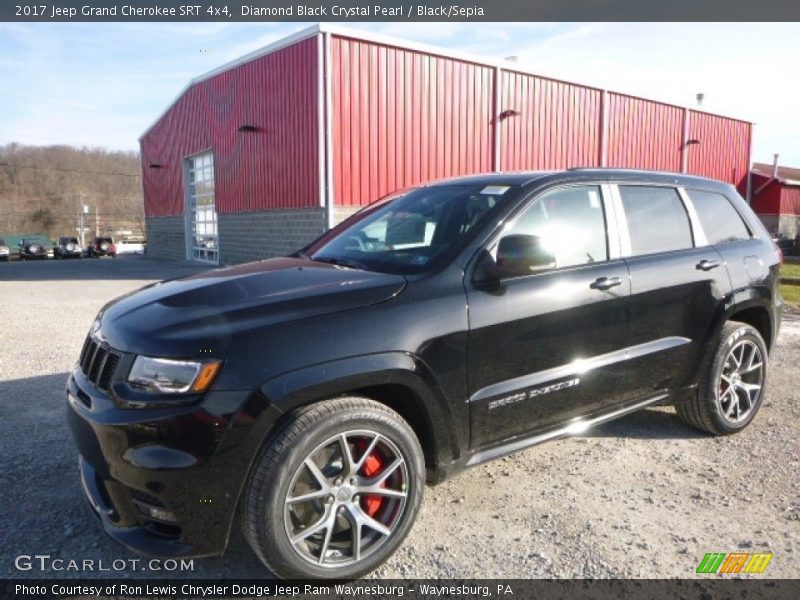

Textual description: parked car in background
[67,170,782,579]
[115,236,146,255]
[54,236,83,259]
[87,237,116,258]
[0,238,9,261]
[18,238,48,260]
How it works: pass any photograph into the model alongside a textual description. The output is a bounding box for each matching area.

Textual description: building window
[185,152,218,264]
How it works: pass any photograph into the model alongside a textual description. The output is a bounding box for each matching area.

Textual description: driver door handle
[696,259,720,271]
[590,276,622,291]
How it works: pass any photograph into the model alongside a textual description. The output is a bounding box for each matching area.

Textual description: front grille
[79,335,121,392]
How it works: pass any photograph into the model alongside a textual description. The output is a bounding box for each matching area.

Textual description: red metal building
[140,24,754,265]
[751,162,800,238]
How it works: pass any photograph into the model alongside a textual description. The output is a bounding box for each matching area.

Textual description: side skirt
[465,393,670,467]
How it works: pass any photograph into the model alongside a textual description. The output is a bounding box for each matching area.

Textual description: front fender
[259,352,462,478]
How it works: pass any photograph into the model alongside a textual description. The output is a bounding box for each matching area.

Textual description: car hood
[98,257,406,355]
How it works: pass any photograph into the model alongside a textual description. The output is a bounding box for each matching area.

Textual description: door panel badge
[488,377,581,410]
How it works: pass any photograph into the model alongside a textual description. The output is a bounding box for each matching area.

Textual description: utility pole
[95,206,99,238]
[77,193,89,247]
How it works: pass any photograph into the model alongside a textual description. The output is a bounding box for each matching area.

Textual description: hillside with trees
[0,143,144,242]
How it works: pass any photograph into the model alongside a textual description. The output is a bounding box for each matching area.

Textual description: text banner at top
[4,0,800,21]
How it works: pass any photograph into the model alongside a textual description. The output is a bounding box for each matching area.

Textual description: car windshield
[96,237,113,243]
[60,238,78,244]
[304,183,519,274]
[0,239,6,245]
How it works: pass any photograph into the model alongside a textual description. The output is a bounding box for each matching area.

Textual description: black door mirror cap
[495,234,556,278]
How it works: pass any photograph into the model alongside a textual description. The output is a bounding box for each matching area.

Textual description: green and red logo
[696,552,773,574]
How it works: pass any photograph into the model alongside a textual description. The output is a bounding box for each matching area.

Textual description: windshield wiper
[310,256,369,270]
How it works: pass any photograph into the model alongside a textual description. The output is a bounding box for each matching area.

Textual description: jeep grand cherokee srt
[67,169,782,579]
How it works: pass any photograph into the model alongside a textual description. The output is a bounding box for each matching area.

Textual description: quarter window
[619,186,693,255]
[502,185,608,269]
[685,189,750,245]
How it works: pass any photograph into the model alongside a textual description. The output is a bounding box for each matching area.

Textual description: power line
[0,162,140,178]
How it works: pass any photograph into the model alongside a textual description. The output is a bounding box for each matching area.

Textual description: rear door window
[619,186,693,255]
[685,189,750,245]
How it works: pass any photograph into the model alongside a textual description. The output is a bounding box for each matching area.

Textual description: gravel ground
[1,256,798,579]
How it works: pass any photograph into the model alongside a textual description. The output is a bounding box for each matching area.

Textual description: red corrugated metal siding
[606,94,683,172]
[687,111,751,190]
[330,36,494,207]
[500,72,602,170]
[780,185,800,216]
[751,174,782,215]
[140,37,319,217]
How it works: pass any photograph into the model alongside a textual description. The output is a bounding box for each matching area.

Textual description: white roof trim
[139,22,751,142]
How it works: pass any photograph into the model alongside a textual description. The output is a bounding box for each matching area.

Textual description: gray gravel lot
[1,256,798,579]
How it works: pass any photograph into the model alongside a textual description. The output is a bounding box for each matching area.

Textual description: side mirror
[495,234,555,277]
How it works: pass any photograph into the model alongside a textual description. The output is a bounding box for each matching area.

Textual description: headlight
[128,356,221,394]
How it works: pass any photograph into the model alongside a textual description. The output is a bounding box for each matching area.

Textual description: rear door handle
[696,259,720,271]
[590,276,622,291]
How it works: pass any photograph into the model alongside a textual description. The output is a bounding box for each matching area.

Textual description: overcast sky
[0,22,798,166]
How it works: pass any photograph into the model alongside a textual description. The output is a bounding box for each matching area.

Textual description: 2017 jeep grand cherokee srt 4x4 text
[67,170,783,579]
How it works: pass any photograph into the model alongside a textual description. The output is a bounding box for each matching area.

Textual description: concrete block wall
[145,216,186,260]
[218,208,326,265]
[758,215,800,239]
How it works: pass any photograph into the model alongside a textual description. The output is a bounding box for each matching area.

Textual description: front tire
[241,397,425,579]
[677,321,768,435]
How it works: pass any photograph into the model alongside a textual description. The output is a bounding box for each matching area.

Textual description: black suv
[67,170,782,579]
[18,238,48,260]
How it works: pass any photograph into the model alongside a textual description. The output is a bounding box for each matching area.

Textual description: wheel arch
[258,352,463,483]
[727,303,773,351]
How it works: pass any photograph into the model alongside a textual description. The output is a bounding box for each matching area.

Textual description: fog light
[143,505,177,523]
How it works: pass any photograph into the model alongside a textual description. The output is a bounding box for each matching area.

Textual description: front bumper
[66,369,267,558]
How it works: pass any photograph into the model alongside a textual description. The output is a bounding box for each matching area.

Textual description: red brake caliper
[358,441,384,517]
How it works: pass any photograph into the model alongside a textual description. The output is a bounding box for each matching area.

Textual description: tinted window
[686,189,750,245]
[502,185,608,269]
[619,186,693,255]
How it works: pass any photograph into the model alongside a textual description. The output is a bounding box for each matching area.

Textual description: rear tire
[676,321,768,435]
[241,397,424,579]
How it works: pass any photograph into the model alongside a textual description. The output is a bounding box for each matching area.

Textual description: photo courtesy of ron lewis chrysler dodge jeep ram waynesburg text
[67,169,782,579]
